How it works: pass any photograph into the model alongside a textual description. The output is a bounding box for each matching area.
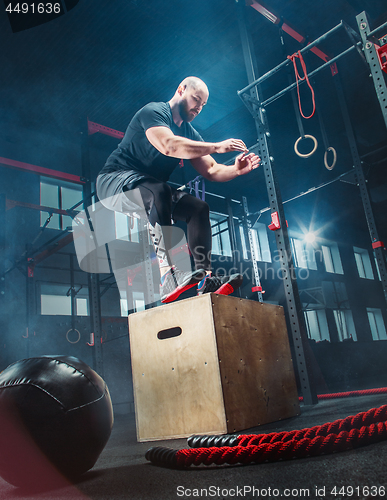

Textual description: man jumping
[96,76,260,303]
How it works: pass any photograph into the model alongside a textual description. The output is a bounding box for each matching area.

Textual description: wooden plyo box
[128,293,300,442]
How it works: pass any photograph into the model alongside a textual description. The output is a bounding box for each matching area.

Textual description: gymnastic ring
[66,328,81,344]
[324,147,337,170]
[294,135,318,158]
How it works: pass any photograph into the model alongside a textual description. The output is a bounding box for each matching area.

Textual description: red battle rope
[146,403,387,468]
[300,387,387,401]
[287,50,316,119]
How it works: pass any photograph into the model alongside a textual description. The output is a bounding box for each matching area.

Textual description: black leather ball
[0,355,114,487]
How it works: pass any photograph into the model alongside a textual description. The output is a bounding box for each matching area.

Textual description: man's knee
[195,199,210,219]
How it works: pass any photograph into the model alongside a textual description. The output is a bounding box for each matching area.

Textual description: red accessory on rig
[376,42,387,74]
[268,211,288,231]
[287,50,316,119]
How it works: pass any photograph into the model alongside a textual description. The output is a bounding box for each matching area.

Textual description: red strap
[372,241,385,249]
[287,51,316,119]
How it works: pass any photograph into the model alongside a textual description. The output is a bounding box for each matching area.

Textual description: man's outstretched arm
[190,151,261,182]
[145,126,247,159]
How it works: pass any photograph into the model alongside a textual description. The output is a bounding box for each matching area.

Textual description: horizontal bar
[367,20,387,40]
[5,199,78,215]
[88,120,124,139]
[255,170,354,215]
[238,21,344,95]
[262,44,357,107]
[32,233,74,266]
[168,181,241,204]
[0,157,86,184]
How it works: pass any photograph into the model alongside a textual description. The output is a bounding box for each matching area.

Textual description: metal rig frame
[236,3,387,405]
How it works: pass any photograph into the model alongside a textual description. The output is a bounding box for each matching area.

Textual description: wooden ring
[294,135,318,158]
[324,147,337,170]
[66,328,81,344]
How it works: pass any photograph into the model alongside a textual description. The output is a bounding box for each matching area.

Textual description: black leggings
[126,178,212,271]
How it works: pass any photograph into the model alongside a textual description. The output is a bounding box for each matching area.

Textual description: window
[322,244,344,274]
[40,283,88,316]
[239,222,271,262]
[304,309,330,341]
[291,238,317,270]
[354,247,374,279]
[115,212,140,243]
[367,308,387,340]
[211,214,232,257]
[333,309,357,341]
[40,177,83,230]
[374,254,382,281]
[120,290,150,317]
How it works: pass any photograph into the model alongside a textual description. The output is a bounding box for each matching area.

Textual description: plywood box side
[128,294,228,440]
[210,295,300,432]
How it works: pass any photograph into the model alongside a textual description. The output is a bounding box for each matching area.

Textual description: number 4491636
[6,3,62,14]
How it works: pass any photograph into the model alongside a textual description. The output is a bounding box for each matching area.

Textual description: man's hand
[216,139,248,154]
[234,152,261,176]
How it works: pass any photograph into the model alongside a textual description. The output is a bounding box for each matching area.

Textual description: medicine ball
[0,355,114,487]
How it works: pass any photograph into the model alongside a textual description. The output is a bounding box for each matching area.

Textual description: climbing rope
[145,403,387,468]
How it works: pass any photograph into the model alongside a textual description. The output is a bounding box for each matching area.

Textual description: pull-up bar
[261,44,360,108]
[367,20,387,41]
[238,21,345,96]
[237,21,363,107]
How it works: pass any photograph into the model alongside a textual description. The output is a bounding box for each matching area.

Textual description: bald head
[178,76,209,95]
[170,76,209,124]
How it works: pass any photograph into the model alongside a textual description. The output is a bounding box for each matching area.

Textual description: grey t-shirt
[99,101,203,182]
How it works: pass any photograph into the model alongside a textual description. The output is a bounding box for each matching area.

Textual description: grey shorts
[96,170,187,216]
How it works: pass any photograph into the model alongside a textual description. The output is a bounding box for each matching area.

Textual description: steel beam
[236,0,317,405]
[356,12,387,130]
[81,119,104,377]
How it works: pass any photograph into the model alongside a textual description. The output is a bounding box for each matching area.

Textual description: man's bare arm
[145,126,247,159]
[190,152,261,182]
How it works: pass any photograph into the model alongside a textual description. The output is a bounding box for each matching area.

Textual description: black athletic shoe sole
[214,274,243,296]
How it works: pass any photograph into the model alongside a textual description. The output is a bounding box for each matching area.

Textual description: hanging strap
[315,96,337,170]
[194,178,205,201]
[287,50,316,119]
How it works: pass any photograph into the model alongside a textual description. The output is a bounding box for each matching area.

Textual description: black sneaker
[160,268,205,304]
[197,273,243,296]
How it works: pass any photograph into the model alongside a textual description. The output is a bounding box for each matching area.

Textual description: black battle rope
[146,397,387,468]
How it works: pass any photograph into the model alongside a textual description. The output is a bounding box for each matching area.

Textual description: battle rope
[300,387,387,401]
[145,403,387,468]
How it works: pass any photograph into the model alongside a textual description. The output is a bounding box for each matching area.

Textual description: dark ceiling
[0,0,386,228]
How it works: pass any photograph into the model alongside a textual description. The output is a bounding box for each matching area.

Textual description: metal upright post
[0,195,5,366]
[25,245,34,358]
[356,12,387,130]
[242,196,263,303]
[81,119,104,377]
[138,219,156,308]
[236,0,317,404]
[226,198,242,297]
